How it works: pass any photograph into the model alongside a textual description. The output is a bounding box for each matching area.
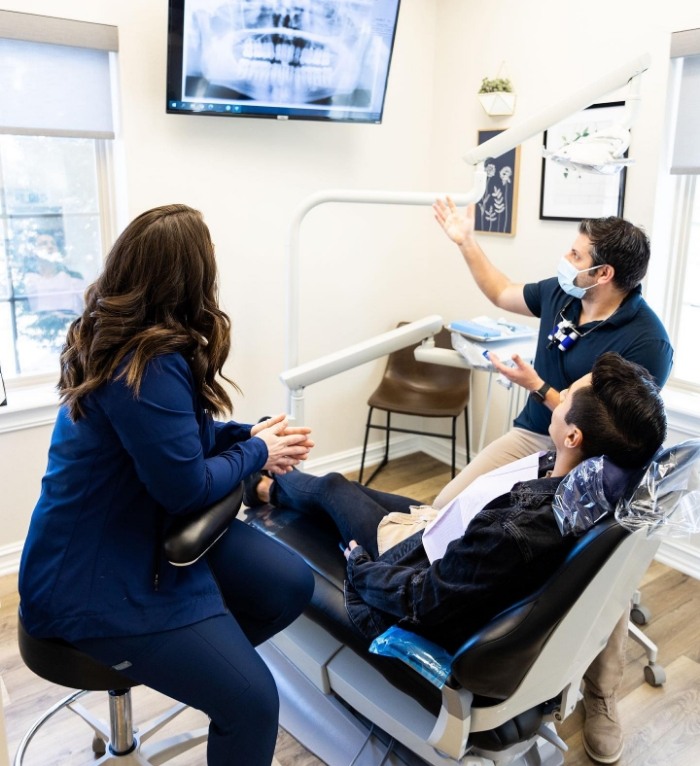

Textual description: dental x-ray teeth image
[182,0,394,111]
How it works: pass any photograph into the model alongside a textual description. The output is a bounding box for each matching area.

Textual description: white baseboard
[0,542,22,579]
[655,538,700,580]
[304,434,468,477]
[304,434,424,476]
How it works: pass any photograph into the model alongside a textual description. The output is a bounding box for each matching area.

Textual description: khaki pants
[433,427,554,509]
[376,505,438,556]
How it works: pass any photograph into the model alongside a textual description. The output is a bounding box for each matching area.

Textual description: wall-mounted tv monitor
[166,0,402,124]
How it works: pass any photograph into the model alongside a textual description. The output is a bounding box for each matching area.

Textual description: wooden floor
[1,452,700,765]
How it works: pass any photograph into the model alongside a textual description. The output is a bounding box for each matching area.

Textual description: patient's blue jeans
[74,520,314,766]
[272,470,419,559]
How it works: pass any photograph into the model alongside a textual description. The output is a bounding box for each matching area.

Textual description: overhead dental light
[540,65,645,175]
[282,54,652,424]
[542,123,634,175]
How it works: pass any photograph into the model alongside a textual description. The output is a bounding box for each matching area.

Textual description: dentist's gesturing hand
[433,197,476,246]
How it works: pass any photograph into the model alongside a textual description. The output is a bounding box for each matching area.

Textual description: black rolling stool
[15,618,207,765]
[14,485,244,765]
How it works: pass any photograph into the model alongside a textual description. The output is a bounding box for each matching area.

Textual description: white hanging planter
[478,91,516,117]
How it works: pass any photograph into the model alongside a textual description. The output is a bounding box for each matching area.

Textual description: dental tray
[448,317,536,342]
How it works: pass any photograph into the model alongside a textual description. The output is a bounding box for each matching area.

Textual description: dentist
[432,197,672,764]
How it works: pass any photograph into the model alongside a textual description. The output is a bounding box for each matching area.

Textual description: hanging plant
[478,72,516,116]
[478,77,513,94]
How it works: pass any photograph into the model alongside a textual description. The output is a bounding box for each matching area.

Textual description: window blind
[0,11,118,139]
[670,28,700,174]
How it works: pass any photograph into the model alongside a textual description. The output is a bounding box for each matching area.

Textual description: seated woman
[246,352,666,766]
[18,204,316,766]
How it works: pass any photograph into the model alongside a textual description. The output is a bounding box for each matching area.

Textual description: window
[651,29,700,395]
[0,12,118,388]
[0,136,108,377]
[662,175,700,389]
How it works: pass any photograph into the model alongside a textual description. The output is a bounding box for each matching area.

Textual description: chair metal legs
[359,406,390,486]
[464,404,471,465]
[359,407,470,487]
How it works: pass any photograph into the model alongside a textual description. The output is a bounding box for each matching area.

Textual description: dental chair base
[260,616,564,766]
[243,504,659,766]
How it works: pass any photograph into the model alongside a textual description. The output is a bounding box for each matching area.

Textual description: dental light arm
[285,188,483,381]
[281,315,444,425]
[283,54,651,420]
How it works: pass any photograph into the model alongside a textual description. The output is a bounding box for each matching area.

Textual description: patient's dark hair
[59,204,237,420]
[566,352,666,468]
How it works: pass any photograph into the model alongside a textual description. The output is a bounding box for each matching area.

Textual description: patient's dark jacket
[345,475,574,653]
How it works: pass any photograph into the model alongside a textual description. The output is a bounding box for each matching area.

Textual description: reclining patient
[246,352,666,655]
[247,352,666,651]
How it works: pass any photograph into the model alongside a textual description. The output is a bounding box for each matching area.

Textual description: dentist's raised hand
[433,197,528,313]
[251,414,315,475]
[433,197,476,246]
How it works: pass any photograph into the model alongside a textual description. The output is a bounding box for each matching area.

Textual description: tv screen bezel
[166,0,402,124]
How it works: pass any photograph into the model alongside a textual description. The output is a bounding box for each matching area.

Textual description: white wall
[2,0,699,568]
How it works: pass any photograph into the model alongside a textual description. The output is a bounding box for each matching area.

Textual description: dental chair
[241,440,700,766]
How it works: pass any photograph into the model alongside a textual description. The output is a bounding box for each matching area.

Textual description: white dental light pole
[282,53,651,426]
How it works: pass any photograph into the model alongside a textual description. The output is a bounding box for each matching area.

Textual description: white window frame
[0,12,121,433]
[661,174,697,393]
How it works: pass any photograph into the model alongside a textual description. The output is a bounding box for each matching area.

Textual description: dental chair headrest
[552,455,641,537]
[615,438,700,535]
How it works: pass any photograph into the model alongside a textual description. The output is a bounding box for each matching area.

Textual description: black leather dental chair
[242,502,649,765]
[240,441,700,766]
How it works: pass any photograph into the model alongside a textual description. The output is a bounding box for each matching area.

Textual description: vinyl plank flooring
[560,656,700,766]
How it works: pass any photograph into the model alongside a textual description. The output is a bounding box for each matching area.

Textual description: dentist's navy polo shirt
[514,277,673,435]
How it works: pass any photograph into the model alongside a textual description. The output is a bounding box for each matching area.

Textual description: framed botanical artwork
[475,129,520,236]
[539,101,627,221]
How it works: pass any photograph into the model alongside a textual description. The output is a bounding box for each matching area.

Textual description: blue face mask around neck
[557,258,604,299]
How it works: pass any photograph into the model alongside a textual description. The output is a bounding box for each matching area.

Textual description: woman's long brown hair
[59,204,237,420]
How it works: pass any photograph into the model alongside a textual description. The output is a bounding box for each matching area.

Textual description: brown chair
[358,323,471,486]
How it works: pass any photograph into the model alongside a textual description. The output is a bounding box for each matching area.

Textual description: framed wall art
[475,128,520,236]
[539,101,627,221]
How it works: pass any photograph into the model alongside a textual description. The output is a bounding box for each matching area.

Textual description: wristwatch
[530,382,552,403]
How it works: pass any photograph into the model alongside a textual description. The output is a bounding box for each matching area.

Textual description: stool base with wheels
[14,617,208,765]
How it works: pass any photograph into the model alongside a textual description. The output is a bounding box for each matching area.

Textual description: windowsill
[0,382,59,434]
[662,385,700,438]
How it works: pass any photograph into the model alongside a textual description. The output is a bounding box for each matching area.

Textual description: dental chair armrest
[370,625,454,688]
[163,484,244,566]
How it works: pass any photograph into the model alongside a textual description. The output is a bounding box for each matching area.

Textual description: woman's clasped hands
[251,414,315,475]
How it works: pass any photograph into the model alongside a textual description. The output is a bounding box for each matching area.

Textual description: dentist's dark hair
[579,217,650,292]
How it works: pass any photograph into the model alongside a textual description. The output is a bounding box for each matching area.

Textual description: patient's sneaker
[243,416,275,507]
[582,690,624,763]
[243,471,264,507]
